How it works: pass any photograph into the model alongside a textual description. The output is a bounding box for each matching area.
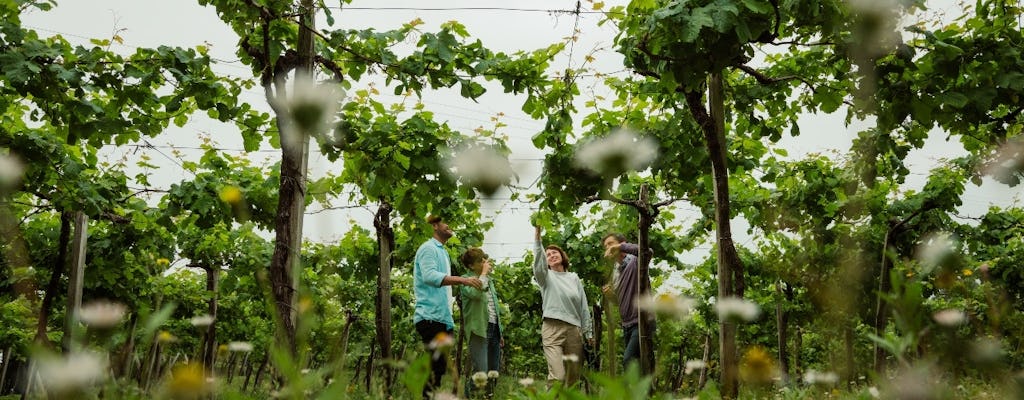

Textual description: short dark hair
[603,233,627,243]
[459,247,488,268]
[544,244,570,271]
[427,215,443,224]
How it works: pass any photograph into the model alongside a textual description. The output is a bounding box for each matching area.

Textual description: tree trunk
[794,326,803,377]
[844,323,854,387]
[364,343,375,392]
[601,295,618,377]
[202,266,219,371]
[673,337,687,390]
[697,333,711,390]
[141,342,162,390]
[61,212,88,352]
[373,201,394,389]
[873,229,894,374]
[0,347,12,395]
[253,354,269,391]
[330,310,356,381]
[117,313,139,378]
[266,0,315,354]
[686,72,744,399]
[592,303,602,372]
[636,184,656,377]
[455,296,465,397]
[776,282,791,383]
[35,211,71,347]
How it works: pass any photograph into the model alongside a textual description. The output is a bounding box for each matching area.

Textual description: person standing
[459,247,504,398]
[533,225,593,386]
[414,215,483,398]
[601,232,652,371]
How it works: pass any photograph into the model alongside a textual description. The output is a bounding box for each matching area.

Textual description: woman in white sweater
[532,225,593,386]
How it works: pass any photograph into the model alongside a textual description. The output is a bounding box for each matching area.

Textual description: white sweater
[533,242,593,339]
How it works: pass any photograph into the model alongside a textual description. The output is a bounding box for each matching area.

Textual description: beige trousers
[541,318,583,385]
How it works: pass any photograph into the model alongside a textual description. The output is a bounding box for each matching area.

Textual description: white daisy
[714,297,760,322]
[444,144,516,196]
[78,300,126,328]
[574,128,658,176]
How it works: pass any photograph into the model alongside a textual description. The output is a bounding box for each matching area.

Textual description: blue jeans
[623,323,639,370]
[466,323,502,398]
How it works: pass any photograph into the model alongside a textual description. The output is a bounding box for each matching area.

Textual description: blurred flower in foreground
[885,364,941,400]
[803,369,839,386]
[982,138,1024,185]
[932,309,967,327]
[562,354,579,363]
[432,393,460,400]
[157,331,178,343]
[518,377,535,386]
[970,337,1004,365]
[638,293,695,319]
[166,363,213,400]
[190,314,214,328]
[429,332,454,359]
[487,370,499,379]
[684,359,705,375]
[270,75,345,149]
[0,151,24,190]
[574,128,658,177]
[739,346,776,385]
[218,185,243,204]
[37,351,108,394]
[444,144,516,196]
[715,297,760,322]
[228,341,254,352]
[916,231,958,272]
[78,300,126,328]
[472,371,488,388]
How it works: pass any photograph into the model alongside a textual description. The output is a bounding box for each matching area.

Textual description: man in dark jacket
[601,233,653,371]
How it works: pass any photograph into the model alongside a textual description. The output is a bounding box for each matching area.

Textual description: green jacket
[459,272,503,339]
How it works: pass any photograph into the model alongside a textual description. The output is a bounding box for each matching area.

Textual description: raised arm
[619,242,640,256]
[532,226,547,287]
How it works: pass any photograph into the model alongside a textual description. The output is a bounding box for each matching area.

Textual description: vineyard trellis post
[61,212,88,352]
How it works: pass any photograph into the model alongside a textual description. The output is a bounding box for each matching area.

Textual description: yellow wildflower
[739,346,777,385]
[157,331,177,343]
[218,186,243,204]
[166,363,213,399]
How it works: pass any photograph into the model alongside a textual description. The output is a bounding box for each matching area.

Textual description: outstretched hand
[534,225,541,242]
[462,277,483,290]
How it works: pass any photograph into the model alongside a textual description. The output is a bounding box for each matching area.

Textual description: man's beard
[436,228,454,241]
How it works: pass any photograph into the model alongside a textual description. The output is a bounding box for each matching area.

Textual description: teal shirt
[413,238,454,329]
[460,272,503,339]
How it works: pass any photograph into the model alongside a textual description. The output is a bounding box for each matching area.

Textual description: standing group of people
[411,215,650,398]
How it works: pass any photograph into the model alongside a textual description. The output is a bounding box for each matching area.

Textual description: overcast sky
[19,1,1024,278]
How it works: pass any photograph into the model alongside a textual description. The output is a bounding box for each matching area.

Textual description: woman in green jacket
[459,248,503,398]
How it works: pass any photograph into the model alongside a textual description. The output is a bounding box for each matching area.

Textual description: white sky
[19,0,1024,276]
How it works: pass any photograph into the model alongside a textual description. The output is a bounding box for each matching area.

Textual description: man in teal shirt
[414,215,482,398]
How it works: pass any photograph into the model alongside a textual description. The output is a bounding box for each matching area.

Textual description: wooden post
[61,212,88,351]
[707,72,739,399]
[636,184,655,378]
[0,346,11,395]
[373,202,394,389]
[202,266,219,371]
[697,332,711,390]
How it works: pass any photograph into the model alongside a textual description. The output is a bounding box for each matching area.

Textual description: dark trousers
[623,323,640,370]
[416,320,453,398]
